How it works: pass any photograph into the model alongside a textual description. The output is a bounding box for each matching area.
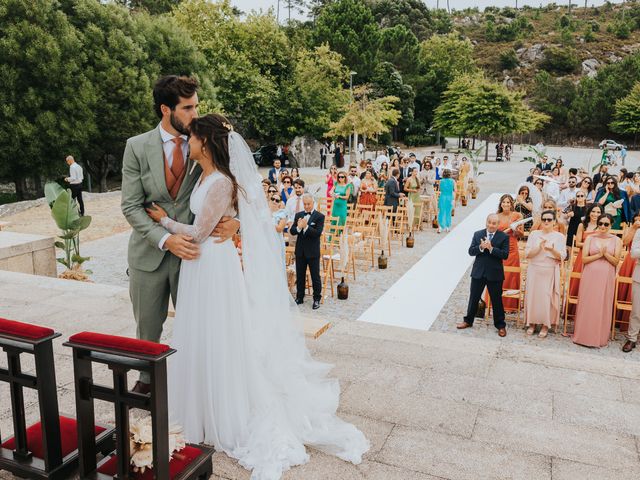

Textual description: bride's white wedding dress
[161,133,369,480]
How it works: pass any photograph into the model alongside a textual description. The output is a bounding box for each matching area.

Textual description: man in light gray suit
[121,76,239,392]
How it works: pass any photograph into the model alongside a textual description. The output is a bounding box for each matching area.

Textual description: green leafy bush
[404,134,437,147]
[499,49,520,70]
[614,21,631,39]
[539,47,580,75]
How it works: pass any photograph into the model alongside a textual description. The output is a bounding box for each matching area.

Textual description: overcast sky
[231,0,625,20]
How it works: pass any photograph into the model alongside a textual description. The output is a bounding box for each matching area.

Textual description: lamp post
[349,71,357,164]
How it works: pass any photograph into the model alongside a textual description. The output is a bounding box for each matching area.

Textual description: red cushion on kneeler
[69,332,171,357]
[1,415,106,459]
[0,317,54,340]
[97,445,203,479]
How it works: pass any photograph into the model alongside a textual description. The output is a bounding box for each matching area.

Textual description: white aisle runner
[358,193,502,331]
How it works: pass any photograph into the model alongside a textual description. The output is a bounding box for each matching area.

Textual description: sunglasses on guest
[283,180,291,184]
[606,181,615,185]
[576,194,586,198]
[541,217,554,223]
[270,197,281,203]
[598,221,611,227]
[338,175,346,179]
[268,189,277,194]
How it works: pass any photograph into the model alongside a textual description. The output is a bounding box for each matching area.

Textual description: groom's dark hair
[153,75,199,118]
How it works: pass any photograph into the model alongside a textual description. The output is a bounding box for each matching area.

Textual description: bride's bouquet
[129,417,186,473]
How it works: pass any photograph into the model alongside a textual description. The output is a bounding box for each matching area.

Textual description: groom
[121,75,238,393]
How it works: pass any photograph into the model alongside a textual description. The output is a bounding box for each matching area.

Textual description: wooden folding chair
[352,224,376,268]
[612,275,633,340]
[563,272,581,335]
[485,266,524,327]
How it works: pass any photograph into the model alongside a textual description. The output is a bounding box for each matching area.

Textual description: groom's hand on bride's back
[212,216,240,243]
[165,234,200,260]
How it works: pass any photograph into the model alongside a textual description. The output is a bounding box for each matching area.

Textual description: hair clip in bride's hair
[222,122,233,132]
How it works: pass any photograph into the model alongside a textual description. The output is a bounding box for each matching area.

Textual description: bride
[146,113,369,479]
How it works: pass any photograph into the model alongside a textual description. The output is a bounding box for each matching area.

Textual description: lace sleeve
[160,177,233,243]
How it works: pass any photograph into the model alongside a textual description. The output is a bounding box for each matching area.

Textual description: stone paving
[3,145,640,479]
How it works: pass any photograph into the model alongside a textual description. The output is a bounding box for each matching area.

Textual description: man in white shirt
[64,155,85,215]
[285,179,306,223]
[347,165,361,201]
[357,142,364,161]
[407,153,421,172]
[558,176,578,209]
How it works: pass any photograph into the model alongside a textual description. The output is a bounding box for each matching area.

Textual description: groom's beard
[170,111,190,136]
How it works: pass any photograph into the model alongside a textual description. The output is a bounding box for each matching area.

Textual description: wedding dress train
[163,134,369,480]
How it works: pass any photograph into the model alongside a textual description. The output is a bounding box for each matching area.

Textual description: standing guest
[359,161,378,180]
[495,142,504,161]
[573,214,622,347]
[579,176,595,202]
[531,199,567,234]
[347,165,361,201]
[358,170,377,207]
[495,194,524,311]
[526,167,542,183]
[524,210,567,337]
[334,142,341,168]
[290,194,324,310]
[458,156,471,196]
[404,168,422,229]
[268,158,284,184]
[269,194,288,258]
[457,214,509,337]
[505,144,512,161]
[331,171,353,226]
[533,178,545,199]
[621,145,628,166]
[593,164,609,189]
[557,176,578,210]
[325,165,338,211]
[434,157,442,180]
[320,142,328,169]
[266,184,279,200]
[623,219,640,352]
[596,176,629,229]
[615,213,640,331]
[357,141,365,162]
[290,167,300,182]
[555,158,567,183]
[377,171,388,189]
[536,155,552,172]
[437,169,456,233]
[64,155,85,216]
[261,178,272,197]
[419,159,437,223]
[565,189,588,248]
[514,185,534,232]
[378,161,389,179]
[280,175,294,204]
[285,179,306,223]
[407,153,421,172]
[384,168,404,213]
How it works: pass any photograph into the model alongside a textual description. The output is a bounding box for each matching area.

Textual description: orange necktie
[171,137,185,177]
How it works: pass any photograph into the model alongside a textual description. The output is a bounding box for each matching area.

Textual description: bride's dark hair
[190,113,241,210]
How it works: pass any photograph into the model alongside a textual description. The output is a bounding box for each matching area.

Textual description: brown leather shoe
[131,381,151,395]
[622,340,636,353]
[456,322,473,330]
[498,328,507,337]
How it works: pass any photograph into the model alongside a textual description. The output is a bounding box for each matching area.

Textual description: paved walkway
[1,270,639,480]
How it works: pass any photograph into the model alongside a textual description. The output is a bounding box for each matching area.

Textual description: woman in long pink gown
[524,210,567,338]
[573,214,622,348]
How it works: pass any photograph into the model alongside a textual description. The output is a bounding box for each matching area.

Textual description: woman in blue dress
[437,169,456,233]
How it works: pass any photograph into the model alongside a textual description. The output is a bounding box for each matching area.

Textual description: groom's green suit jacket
[121,126,201,272]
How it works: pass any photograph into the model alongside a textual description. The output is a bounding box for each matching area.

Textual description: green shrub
[539,47,580,75]
[560,28,574,46]
[499,49,520,70]
[614,21,631,39]
[404,134,437,147]
[559,14,571,29]
[591,21,600,32]
[583,28,596,43]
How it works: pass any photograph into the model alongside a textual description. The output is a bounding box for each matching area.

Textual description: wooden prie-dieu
[63,332,213,480]
[0,318,114,480]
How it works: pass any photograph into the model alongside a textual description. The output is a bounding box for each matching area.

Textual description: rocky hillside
[453,2,640,88]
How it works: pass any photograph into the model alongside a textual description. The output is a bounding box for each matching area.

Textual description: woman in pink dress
[325,165,337,212]
[573,214,622,348]
[524,210,567,338]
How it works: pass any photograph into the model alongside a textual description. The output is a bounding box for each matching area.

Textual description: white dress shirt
[285,194,305,222]
[558,187,577,209]
[68,162,83,185]
[347,175,361,196]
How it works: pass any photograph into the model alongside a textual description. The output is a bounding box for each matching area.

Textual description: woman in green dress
[331,171,353,227]
[403,168,422,229]
[596,176,629,230]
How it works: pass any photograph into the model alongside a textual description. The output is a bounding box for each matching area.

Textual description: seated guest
[573,213,622,348]
[524,210,567,337]
[290,194,324,310]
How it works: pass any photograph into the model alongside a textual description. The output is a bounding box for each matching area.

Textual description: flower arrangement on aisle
[129,417,186,474]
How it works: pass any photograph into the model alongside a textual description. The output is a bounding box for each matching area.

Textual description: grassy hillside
[453,2,640,88]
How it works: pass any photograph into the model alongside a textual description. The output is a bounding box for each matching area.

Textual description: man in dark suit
[384,168,404,212]
[290,194,324,310]
[535,155,552,172]
[268,158,284,184]
[457,214,510,337]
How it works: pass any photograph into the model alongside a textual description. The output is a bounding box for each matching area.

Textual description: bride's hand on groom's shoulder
[146,202,168,222]
[212,216,240,243]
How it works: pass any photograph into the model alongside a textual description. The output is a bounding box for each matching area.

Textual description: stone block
[552,458,639,480]
[377,425,551,480]
[32,245,57,277]
[6,252,34,274]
